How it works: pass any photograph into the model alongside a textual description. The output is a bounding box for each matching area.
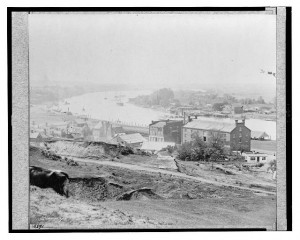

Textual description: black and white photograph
[8,7,292,232]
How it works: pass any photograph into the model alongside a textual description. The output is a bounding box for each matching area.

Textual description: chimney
[235,119,238,126]
[188,116,192,122]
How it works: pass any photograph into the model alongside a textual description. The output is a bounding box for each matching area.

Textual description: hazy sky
[29,13,276,96]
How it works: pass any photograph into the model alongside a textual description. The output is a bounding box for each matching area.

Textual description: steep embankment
[45,141,120,159]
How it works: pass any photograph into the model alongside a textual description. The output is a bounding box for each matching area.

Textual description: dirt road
[72,157,276,195]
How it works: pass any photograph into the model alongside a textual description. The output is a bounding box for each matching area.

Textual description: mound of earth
[68,177,125,202]
[30,186,168,229]
[44,140,125,159]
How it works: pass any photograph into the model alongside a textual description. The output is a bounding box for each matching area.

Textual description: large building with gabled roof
[182,119,251,152]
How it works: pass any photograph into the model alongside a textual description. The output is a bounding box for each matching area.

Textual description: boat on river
[117,101,124,106]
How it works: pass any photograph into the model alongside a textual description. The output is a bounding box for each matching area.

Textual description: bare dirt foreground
[29,144,276,230]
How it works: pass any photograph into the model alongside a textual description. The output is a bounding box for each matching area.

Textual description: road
[72,157,276,195]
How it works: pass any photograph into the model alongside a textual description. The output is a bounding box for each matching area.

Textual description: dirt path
[72,157,276,195]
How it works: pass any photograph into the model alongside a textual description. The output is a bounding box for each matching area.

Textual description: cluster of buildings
[148,117,251,152]
[147,116,275,163]
[30,114,274,163]
[169,103,276,120]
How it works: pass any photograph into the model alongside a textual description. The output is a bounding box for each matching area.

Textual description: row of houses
[148,118,252,151]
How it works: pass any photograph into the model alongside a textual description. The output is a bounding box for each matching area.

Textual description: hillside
[29,144,276,229]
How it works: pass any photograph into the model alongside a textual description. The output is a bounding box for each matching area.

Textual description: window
[239,138,242,143]
[203,136,207,141]
[262,157,266,160]
[250,157,255,160]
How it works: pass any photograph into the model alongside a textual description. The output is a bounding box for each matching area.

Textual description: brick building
[182,119,251,151]
[149,120,183,144]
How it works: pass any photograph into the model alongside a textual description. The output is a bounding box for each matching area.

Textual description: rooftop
[243,152,269,156]
[30,132,41,139]
[150,121,166,128]
[119,133,146,144]
[183,120,236,133]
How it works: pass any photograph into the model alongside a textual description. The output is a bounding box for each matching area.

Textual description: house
[251,131,270,140]
[233,105,244,114]
[231,103,244,114]
[140,141,175,153]
[116,133,147,148]
[30,132,43,143]
[182,119,251,152]
[49,129,63,138]
[242,152,274,163]
[222,104,232,114]
[112,126,125,136]
[92,121,114,141]
[149,120,183,144]
[67,119,90,137]
[30,132,45,146]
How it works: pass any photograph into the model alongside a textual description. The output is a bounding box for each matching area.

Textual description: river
[58,90,276,140]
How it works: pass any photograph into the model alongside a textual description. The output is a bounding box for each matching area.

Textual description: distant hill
[30,83,130,104]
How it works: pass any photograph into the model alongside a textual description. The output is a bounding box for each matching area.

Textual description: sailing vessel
[115,93,125,106]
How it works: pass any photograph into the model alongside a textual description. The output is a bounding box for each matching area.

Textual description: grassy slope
[30,187,167,229]
[30,146,276,229]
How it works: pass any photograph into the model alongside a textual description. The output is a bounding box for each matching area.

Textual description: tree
[177,133,226,162]
[150,88,174,106]
[212,102,226,111]
[257,96,265,104]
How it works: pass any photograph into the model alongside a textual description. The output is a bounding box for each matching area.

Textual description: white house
[242,152,275,163]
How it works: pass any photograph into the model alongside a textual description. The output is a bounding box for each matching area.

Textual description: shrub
[177,135,226,162]
[119,146,134,155]
[161,145,176,154]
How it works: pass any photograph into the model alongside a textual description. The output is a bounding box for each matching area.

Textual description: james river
[58,90,276,140]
